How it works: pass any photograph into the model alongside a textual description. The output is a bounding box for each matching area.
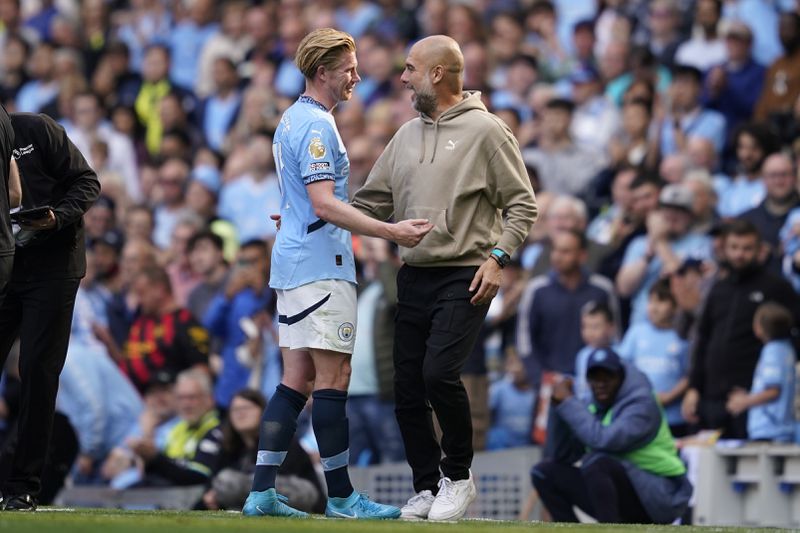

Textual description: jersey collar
[298,95,328,112]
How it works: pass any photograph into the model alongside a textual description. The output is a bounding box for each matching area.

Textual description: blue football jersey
[270,96,356,290]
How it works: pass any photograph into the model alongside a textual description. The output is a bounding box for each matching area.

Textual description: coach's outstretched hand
[390,219,433,248]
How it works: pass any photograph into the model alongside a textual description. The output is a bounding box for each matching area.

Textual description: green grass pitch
[0,509,784,533]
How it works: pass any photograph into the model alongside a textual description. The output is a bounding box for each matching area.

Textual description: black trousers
[700,397,747,439]
[531,455,652,524]
[393,265,489,493]
[0,411,79,504]
[0,276,80,497]
[0,255,11,299]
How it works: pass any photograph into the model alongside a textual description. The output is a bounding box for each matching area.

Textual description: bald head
[409,35,464,93]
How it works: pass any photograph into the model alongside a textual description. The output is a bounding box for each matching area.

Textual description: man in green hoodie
[351,35,538,521]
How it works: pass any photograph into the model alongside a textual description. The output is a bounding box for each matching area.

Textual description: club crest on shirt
[309,137,326,160]
[338,322,354,342]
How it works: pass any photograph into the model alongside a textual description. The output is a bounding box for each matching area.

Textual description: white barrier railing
[689,443,800,528]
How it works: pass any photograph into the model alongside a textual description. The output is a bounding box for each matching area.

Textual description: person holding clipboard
[0,111,100,511]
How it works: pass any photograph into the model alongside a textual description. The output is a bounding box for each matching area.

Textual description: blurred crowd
[3,0,800,512]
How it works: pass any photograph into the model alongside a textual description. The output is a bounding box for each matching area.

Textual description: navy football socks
[252,384,308,491]
[312,389,354,498]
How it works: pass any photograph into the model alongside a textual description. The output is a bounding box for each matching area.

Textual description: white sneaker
[400,490,435,520]
[427,470,477,521]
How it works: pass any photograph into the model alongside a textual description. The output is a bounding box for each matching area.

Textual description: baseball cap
[586,348,624,375]
[571,64,600,85]
[658,184,694,211]
[191,165,222,195]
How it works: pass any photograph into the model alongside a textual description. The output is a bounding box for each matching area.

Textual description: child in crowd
[487,353,535,450]
[618,279,690,436]
[539,301,616,461]
[727,302,796,442]
[573,301,617,402]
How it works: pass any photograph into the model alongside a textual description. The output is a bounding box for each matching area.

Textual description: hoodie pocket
[403,206,457,261]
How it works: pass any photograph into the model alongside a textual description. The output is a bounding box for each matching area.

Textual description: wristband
[491,248,510,268]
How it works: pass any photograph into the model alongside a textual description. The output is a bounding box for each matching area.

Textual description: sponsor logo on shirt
[12,144,34,159]
[309,162,331,172]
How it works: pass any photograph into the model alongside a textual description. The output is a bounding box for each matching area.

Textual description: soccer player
[242,28,431,519]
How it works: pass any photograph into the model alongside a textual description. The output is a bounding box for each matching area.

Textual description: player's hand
[19,209,56,231]
[390,219,433,248]
[469,258,502,305]
[270,214,281,231]
[726,387,749,416]
[681,388,700,424]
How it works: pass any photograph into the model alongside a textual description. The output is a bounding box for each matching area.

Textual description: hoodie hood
[417,91,487,163]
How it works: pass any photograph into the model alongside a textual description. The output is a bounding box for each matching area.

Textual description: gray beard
[413,91,438,115]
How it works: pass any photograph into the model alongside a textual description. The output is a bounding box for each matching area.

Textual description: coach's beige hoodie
[351,91,538,267]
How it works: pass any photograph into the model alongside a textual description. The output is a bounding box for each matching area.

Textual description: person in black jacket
[682,219,800,438]
[0,112,100,510]
[0,103,20,294]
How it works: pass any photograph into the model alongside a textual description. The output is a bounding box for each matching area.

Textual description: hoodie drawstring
[419,123,426,163]
[419,121,441,164]
[430,121,439,163]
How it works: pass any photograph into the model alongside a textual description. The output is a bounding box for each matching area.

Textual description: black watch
[490,248,510,268]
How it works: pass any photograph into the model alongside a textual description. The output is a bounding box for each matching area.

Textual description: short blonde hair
[295,28,356,80]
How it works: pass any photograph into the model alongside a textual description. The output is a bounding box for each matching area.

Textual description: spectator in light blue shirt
[58,345,143,484]
[727,302,796,442]
[15,42,59,113]
[198,57,242,152]
[617,184,713,326]
[487,354,536,450]
[168,0,219,91]
[335,0,382,38]
[218,135,282,243]
[659,65,727,157]
[716,122,780,217]
[116,5,171,72]
[618,279,690,436]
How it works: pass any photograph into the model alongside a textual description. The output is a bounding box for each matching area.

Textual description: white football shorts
[276,279,357,354]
